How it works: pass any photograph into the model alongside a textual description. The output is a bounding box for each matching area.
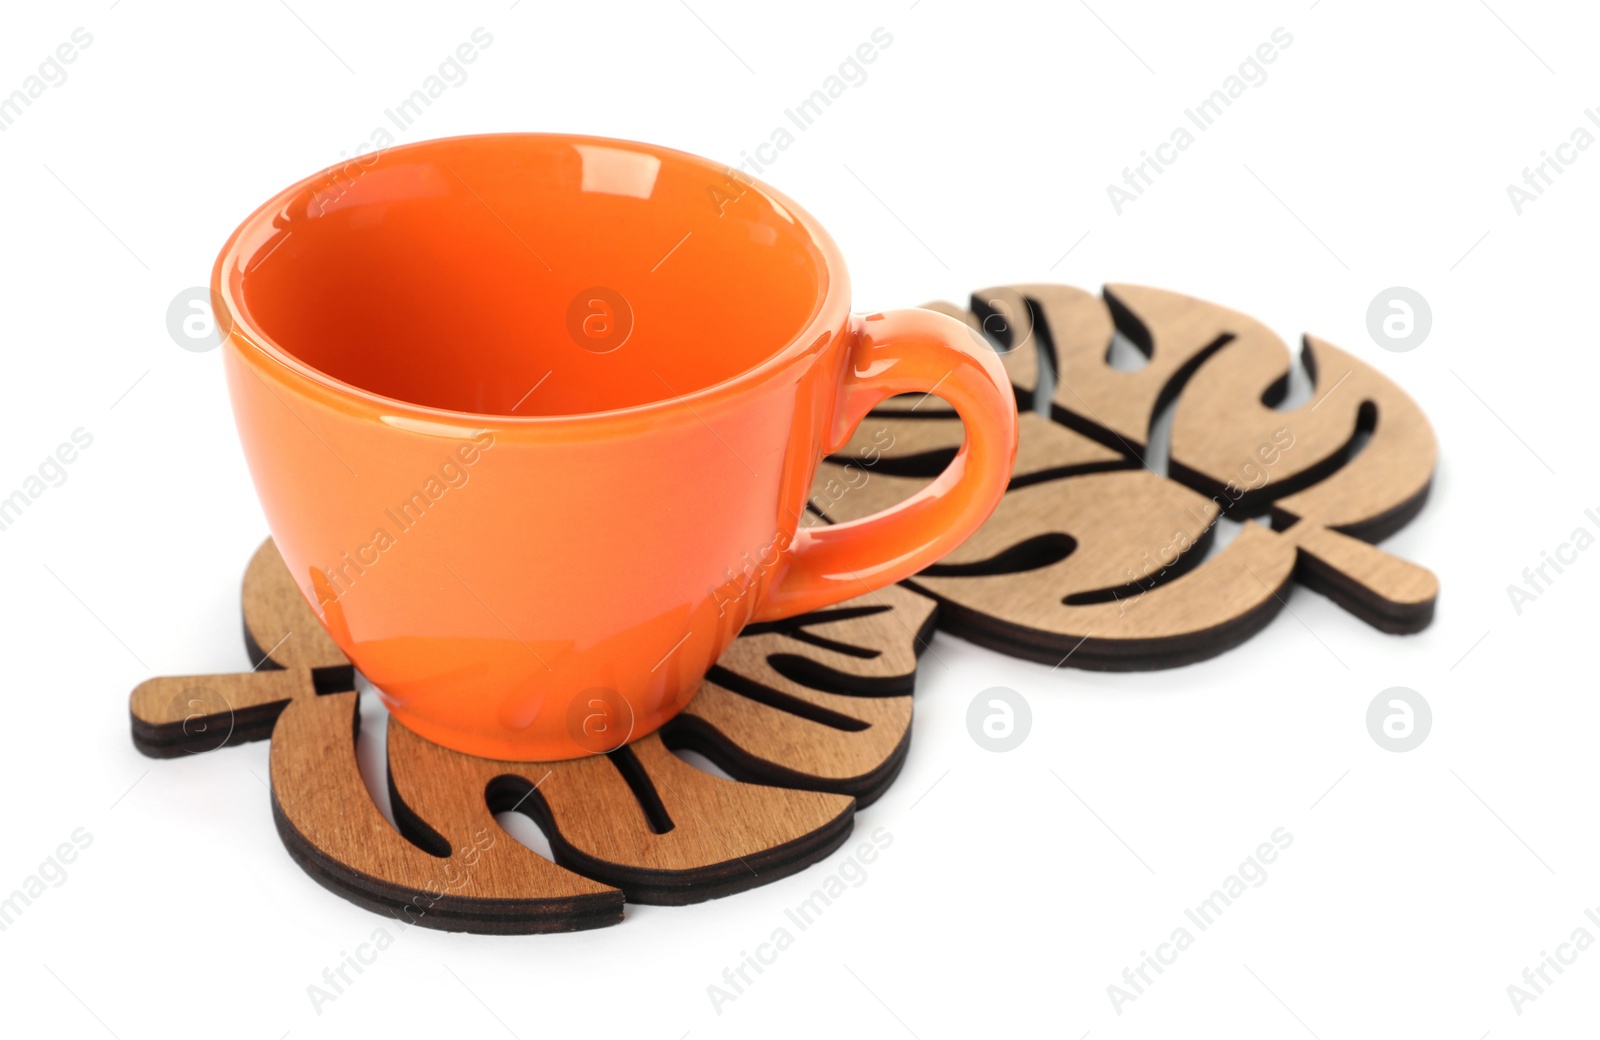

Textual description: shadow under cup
[217,134,858,762]
[229,134,832,417]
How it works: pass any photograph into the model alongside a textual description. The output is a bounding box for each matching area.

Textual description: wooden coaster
[810,282,1439,669]
[129,539,936,933]
[127,280,1438,931]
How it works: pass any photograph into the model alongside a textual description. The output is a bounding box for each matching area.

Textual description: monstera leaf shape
[129,539,936,932]
[810,283,1438,669]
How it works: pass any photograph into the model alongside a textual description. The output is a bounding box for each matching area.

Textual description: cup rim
[213,132,850,427]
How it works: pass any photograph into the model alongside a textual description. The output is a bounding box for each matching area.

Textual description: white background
[0,1,1594,1037]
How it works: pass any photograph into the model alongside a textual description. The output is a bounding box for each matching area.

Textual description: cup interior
[221,135,830,417]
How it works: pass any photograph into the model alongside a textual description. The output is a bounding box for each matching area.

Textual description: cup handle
[752,308,1020,622]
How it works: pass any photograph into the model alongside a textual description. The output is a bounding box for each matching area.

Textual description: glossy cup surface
[217,133,1016,760]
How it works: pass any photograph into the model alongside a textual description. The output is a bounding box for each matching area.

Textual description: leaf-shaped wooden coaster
[811,283,1438,668]
[663,584,935,807]
[128,539,935,932]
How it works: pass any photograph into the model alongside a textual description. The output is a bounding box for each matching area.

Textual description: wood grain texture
[129,537,936,930]
[872,298,1040,412]
[241,537,351,674]
[388,727,855,905]
[129,542,354,757]
[663,582,937,805]
[272,689,624,934]
[808,281,1439,667]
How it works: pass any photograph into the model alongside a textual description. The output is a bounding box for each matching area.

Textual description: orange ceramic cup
[216,133,1017,761]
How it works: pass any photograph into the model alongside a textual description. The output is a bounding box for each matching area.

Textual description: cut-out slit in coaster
[812,282,1439,669]
[128,538,936,933]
